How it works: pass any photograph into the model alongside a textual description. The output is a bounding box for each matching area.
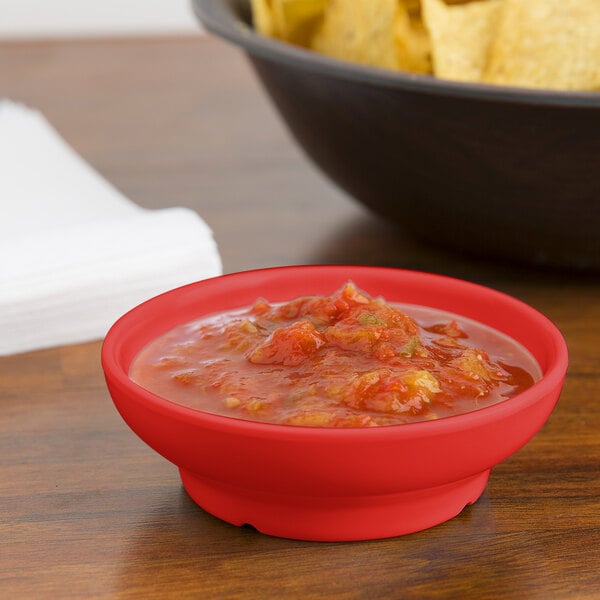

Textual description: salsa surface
[130,283,540,427]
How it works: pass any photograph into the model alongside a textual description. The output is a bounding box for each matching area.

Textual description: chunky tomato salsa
[130,283,540,427]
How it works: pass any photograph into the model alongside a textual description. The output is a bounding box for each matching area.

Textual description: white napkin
[0,100,222,356]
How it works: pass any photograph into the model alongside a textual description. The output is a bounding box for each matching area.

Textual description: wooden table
[1,36,599,599]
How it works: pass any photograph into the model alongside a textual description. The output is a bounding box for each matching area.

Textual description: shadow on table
[115,485,551,598]
[307,213,598,286]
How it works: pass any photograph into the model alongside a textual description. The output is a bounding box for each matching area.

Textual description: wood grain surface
[1,36,599,599]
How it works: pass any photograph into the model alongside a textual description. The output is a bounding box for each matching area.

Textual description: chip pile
[250,0,600,91]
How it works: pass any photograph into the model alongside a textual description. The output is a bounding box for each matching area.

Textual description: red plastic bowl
[101,266,568,541]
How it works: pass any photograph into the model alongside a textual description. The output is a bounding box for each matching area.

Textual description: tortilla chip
[251,0,277,38]
[399,0,422,17]
[422,0,503,82]
[483,0,600,90]
[395,8,432,73]
[310,0,403,70]
[270,0,328,46]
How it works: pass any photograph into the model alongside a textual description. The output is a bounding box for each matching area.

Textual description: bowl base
[179,468,490,541]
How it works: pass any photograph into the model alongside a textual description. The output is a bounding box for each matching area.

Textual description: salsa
[130,283,540,427]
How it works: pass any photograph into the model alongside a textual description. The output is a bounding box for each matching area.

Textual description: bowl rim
[192,0,600,109]
[102,265,568,441]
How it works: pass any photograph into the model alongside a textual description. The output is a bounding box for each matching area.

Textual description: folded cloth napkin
[0,100,222,356]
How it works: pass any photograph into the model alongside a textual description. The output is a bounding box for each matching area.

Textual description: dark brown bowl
[193,0,600,270]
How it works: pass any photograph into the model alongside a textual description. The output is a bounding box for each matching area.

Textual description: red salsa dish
[130,283,540,427]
